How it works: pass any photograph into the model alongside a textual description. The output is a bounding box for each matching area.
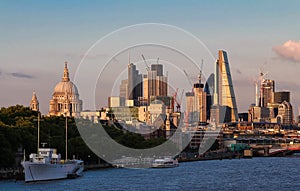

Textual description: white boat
[151,158,179,168]
[22,113,84,182]
[22,148,84,182]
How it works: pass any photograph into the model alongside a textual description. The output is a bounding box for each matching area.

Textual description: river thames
[1,157,300,191]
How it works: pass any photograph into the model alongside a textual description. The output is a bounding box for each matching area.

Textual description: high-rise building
[277,101,293,126]
[213,50,238,122]
[194,83,207,123]
[127,63,143,103]
[272,91,290,104]
[204,73,214,120]
[119,79,128,100]
[151,64,163,76]
[30,91,39,111]
[143,64,168,104]
[260,79,275,107]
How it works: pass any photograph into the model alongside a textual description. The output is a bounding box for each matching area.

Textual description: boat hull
[22,161,83,182]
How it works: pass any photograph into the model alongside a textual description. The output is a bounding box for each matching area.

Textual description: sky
[1,0,300,115]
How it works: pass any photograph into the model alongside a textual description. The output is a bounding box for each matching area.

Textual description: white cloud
[273,40,300,62]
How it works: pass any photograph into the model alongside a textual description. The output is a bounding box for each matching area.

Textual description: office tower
[128,63,143,103]
[273,91,290,104]
[194,83,207,123]
[119,79,128,100]
[277,101,293,126]
[213,50,238,122]
[151,64,163,76]
[204,73,215,120]
[185,92,197,124]
[260,79,275,107]
[144,64,168,104]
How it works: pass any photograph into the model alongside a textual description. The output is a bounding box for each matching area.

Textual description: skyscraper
[143,64,168,104]
[127,63,143,103]
[213,50,238,122]
[272,91,290,104]
[260,79,275,107]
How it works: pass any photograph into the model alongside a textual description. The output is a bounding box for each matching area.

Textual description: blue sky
[1,0,300,115]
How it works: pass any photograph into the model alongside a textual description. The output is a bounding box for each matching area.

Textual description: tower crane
[141,54,150,71]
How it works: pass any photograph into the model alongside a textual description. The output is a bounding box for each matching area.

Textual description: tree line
[0,105,166,167]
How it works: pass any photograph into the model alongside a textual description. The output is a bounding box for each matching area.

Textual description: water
[1,157,300,191]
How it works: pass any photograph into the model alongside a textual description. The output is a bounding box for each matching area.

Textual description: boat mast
[37,112,40,154]
[65,114,68,161]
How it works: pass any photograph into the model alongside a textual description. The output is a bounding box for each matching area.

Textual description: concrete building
[248,105,270,122]
[210,105,231,125]
[148,101,166,127]
[108,96,121,108]
[30,91,39,111]
[80,110,100,123]
[213,50,238,122]
[49,62,83,117]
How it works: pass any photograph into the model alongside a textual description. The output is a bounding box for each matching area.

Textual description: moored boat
[151,158,179,168]
[22,113,84,182]
[22,148,84,182]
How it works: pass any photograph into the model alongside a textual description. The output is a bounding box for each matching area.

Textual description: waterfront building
[29,91,39,111]
[210,105,231,125]
[248,105,270,122]
[110,106,139,123]
[80,110,100,123]
[48,62,83,117]
[213,50,238,122]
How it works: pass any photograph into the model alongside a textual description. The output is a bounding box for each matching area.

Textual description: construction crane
[183,69,193,88]
[173,88,184,112]
[141,54,150,71]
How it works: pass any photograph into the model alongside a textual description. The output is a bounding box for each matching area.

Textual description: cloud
[9,72,35,79]
[273,40,300,62]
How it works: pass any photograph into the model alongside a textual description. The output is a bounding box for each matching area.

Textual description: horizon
[1,1,300,116]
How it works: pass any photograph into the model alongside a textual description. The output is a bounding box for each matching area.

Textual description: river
[1,157,300,191]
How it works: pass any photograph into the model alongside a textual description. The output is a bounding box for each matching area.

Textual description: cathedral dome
[49,62,83,117]
[52,62,79,96]
[53,81,79,95]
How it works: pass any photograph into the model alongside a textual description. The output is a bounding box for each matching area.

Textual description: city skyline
[1,1,300,115]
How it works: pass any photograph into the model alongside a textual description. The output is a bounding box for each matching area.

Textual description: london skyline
[1,1,300,115]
